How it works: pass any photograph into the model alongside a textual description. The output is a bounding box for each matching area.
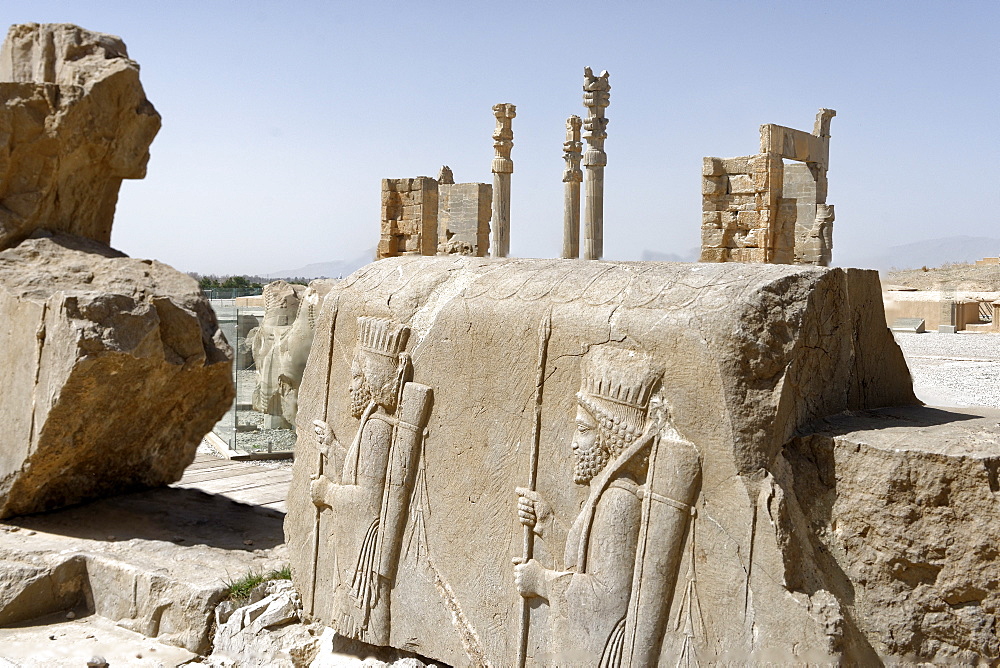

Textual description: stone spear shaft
[308,293,340,617]
[517,311,552,668]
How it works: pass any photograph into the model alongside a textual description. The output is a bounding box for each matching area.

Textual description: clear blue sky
[4,1,998,275]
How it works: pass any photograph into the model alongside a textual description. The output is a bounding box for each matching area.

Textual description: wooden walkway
[171,453,293,512]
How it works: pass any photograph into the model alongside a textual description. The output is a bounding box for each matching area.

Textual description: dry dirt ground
[885,262,1000,291]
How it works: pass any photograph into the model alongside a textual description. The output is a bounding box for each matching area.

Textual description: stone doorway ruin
[700,108,836,266]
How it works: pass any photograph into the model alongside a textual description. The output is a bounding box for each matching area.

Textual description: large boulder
[285,256,920,665]
[783,405,1000,662]
[0,232,233,517]
[0,23,160,251]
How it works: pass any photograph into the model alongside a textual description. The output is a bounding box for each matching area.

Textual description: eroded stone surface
[782,405,1000,663]
[0,232,233,517]
[286,257,916,666]
[210,579,319,667]
[0,23,161,251]
[0,483,287,654]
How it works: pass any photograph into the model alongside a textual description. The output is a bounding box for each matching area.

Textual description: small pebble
[106,535,116,541]
[24,530,35,536]
[65,610,75,619]
[243,539,254,546]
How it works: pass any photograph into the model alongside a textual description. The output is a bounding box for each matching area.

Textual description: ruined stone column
[491,103,516,258]
[582,68,610,260]
[562,115,583,259]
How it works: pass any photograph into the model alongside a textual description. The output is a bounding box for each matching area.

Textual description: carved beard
[350,378,373,418]
[574,439,611,485]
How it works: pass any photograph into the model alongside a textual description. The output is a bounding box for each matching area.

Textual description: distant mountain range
[267,247,376,279]
[837,236,1000,272]
[640,248,701,263]
[260,236,999,281]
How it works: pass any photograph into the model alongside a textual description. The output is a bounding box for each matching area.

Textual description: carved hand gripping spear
[517,311,552,668]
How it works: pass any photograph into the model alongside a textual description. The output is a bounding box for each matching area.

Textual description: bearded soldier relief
[514,345,701,666]
[310,316,432,646]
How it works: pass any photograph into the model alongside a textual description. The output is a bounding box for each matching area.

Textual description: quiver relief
[376,381,432,581]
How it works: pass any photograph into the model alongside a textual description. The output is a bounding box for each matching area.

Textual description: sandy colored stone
[0,611,199,667]
[0,232,233,518]
[782,405,1000,663]
[285,256,916,666]
[0,23,160,251]
[701,109,834,266]
[209,579,320,667]
[0,481,287,654]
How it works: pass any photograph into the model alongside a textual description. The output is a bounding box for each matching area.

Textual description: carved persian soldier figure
[515,346,701,665]
[310,317,432,646]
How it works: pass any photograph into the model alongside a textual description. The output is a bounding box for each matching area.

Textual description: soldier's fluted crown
[357,316,410,358]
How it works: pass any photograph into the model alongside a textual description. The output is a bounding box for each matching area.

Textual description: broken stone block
[286,256,916,666]
[210,580,317,666]
[782,405,1000,663]
[701,175,727,196]
[0,232,233,517]
[0,23,161,251]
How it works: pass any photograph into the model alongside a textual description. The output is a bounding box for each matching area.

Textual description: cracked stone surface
[286,256,917,665]
[0,23,160,251]
[0,233,233,517]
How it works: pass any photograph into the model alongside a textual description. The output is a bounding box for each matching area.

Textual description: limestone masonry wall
[701,109,835,267]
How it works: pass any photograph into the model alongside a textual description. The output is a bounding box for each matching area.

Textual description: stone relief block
[287,257,916,666]
[249,279,334,429]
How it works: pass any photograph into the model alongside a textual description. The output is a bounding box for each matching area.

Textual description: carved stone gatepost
[378,177,439,259]
[701,108,836,266]
[491,103,516,258]
[562,116,583,259]
[582,68,610,260]
[437,167,493,257]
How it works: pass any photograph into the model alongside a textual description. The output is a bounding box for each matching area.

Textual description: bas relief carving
[290,257,920,665]
[304,313,703,664]
[514,345,701,666]
[250,280,328,428]
[309,316,432,646]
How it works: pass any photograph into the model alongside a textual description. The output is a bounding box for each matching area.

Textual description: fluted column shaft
[582,68,610,260]
[490,103,516,258]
